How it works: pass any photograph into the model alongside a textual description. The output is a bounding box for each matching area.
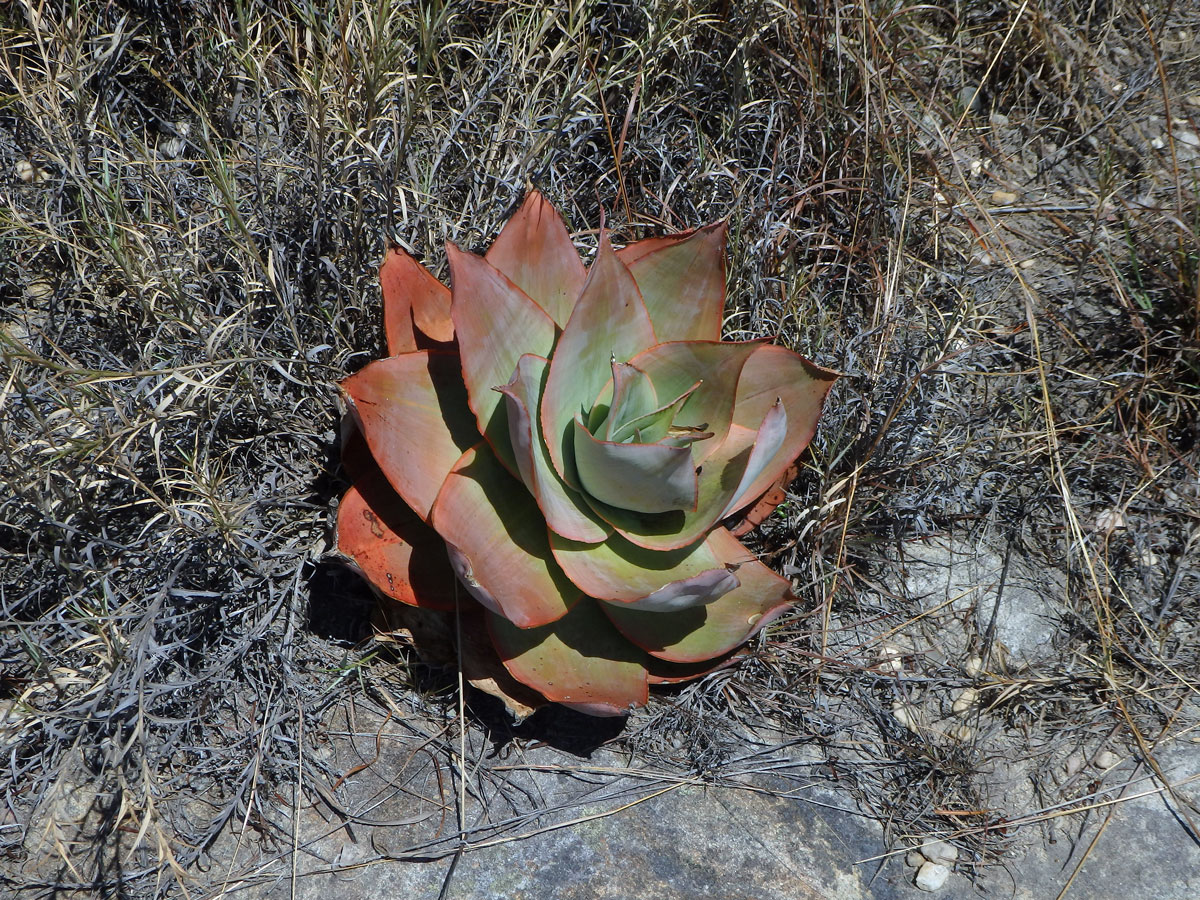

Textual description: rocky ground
[2,1,1198,897]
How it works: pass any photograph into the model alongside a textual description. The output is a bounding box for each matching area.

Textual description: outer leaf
[485,190,586,327]
[487,601,650,716]
[626,340,765,463]
[380,246,454,354]
[600,528,793,662]
[336,434,457,611]
[549,527,738,610]
[540,231,657,487]
[496,355,609,544]
[721,344,838,518]
[430,443,582,628]
[342,351,479,520]
[617,221,727,342]
[447,243,557,473]
[573,418,698,515]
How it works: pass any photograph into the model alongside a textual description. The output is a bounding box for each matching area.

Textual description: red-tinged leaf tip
[380,246,453,355]
[618,220,727,343]
[486,190,587,328]
[725,462,799,536]
[721,345,838,519]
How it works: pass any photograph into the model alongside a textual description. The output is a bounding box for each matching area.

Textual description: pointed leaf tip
[619,220,728,343]
[486,190,587,327]
[380,246,454,354]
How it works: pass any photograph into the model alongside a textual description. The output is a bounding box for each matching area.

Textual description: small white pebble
[1094,749,1119,770]
[989,112,1009,127]
[878,642,905,674]
[1064,752,1086,777]
[915,861,950,891]
[16,161,51,182]
[948,723,975,742]
[964,655,983,677]
[25,280,54,301]
[952,687,980,715]
[1135,548,1160,567]
[969,158,983,177]
[991,189,1019,205]
[1151,136,1166,150]
[892,698,921,732]
[906,850,926,868]
[1094,508,1125,533]
[1019,258,1035,269]
[921,840,959,866]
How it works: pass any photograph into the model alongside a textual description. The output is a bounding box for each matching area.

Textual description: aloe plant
[338,192,836,716]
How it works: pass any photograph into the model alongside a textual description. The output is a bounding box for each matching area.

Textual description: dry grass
[1,0,1197,897]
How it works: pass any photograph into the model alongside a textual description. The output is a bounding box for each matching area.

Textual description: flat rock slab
[202,701,1199,900]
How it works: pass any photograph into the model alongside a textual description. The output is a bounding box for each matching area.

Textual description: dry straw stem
[1,1,1198,897]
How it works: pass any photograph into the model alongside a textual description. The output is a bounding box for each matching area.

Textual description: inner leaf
[610,380,703,445]
[602,360,658,440]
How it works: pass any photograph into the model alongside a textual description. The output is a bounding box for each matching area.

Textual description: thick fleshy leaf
[447,243,557,472]
[379,246,454,354]
[485,190,586,327]
[721,344,838,518]
[625,340,764,463]
[719,399,788,520]
[617,221,727,342]
[573,417,698,515]
[496,355,609,544]
[430,443,582,628]
[540,232,657,487]
[336,434,458,611]
[487,601,650,716]
[600,528,793,662]
[549,527,738,609]
[342,351,479,520]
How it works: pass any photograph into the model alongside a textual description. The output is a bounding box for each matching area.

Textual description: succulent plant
[337,191,836,716]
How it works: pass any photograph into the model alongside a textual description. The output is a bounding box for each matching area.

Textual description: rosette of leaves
[337,191,836,716]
